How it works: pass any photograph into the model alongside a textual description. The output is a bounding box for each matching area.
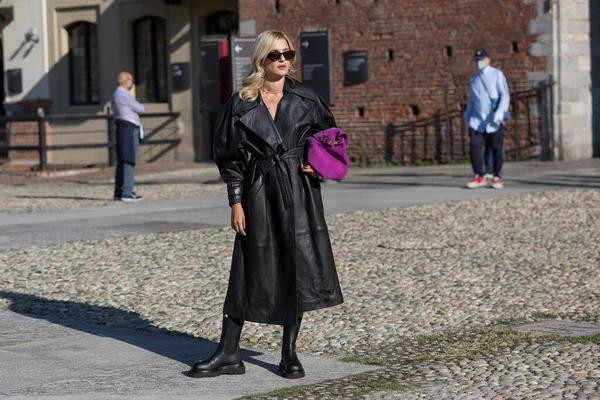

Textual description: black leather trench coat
[214,78,344,326]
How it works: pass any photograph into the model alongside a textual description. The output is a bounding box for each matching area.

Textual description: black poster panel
[300,31,332,105]
[230,37,256,92]
[344,51,368,85]
[171,62,190,91]
[6,69,22,95]
[199,42,221,112]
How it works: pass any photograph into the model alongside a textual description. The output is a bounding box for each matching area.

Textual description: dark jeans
[114,126,139,197]
[114,161,136,197]
[485,144,493,174]
[470,126,504,178]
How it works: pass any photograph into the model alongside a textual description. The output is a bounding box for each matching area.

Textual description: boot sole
[279,363,305,379]
[189,362,246,378]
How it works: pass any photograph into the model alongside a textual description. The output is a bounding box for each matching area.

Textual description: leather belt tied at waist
[256,146,304,209]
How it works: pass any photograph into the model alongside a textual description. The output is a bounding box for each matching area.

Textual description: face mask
[477,60,487,70]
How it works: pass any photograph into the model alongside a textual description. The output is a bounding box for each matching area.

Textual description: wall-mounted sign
[230,37,256,93]
[344,51,368,85]
[171,62,190,91]
[6,69,22,95]
[300,31,332,105]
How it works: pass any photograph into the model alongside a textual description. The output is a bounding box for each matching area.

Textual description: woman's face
[263,38,294,79]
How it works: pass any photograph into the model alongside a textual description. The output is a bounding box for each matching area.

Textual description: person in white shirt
[110,72,146,201]
[464,49,510,189]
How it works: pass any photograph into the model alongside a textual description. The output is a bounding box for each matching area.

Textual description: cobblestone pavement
[367,341,600,400]
[0,189,599,398]
[0,181,224,214]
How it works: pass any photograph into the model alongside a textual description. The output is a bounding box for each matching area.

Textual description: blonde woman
[189,30,344,379]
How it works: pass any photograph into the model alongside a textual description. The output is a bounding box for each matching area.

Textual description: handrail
[385,80,554,165]
[0,112,182,170]
[0,112,180,123]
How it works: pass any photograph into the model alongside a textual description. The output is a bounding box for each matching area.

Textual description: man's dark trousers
[114,120,140,197]
[469,126,504,178]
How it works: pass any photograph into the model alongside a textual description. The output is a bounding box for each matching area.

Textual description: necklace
[261,88,283,104]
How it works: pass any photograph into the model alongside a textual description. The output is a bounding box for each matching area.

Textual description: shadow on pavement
[508,178,600,189]
[542,174,600,181]
[68,180,221,186]
[15,195,108,201]
[351,173,471,179]
[0,291,274,375]
[343,175,600,190]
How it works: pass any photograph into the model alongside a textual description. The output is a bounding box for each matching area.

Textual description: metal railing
[385,79,555,165]
[0,111,181,171]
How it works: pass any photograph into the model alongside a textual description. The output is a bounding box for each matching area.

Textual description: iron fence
[0,111,181,171]
[385,78,555,165]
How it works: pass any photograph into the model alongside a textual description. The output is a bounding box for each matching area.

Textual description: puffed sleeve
[309,95,337,135]
[213,100,247,207]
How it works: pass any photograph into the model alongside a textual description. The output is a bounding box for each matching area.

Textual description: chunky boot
[189,316,245,378]
[279,316,305,379]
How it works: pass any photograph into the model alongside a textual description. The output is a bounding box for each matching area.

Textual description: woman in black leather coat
[189,30,343,380]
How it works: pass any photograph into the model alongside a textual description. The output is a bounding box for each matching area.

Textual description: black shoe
[279,316,305,379]
[120,193,143,202]
[113,195,121,201]
[189,317,245,378]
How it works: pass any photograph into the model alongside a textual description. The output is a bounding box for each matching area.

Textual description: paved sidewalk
[0,311,374,399]
[1,159,599,215]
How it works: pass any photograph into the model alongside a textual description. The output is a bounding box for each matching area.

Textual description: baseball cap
[474,49,489,59]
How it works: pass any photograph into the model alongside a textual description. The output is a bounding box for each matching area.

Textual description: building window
[206,10,239,35]
[133,16,168,103]
[67,22,100,105]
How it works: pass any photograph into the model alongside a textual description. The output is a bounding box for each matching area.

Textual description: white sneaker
[466,176,487,189]
[491,177,504,189]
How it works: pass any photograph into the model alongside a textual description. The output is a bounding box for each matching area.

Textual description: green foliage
[415,160,434,166]
[531,312,560,320]
[568,334,600,345]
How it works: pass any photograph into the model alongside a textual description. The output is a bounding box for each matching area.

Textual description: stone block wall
[591,0,600,156]
[554,0,594,160]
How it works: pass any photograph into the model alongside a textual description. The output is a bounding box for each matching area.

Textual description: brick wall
[7,100,52,164]
[239,0,549,164]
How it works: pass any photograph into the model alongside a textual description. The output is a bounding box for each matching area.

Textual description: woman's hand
[231,203,246,236]
[301,163,319,178]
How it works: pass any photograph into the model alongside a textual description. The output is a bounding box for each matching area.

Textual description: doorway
[196,9,239,161]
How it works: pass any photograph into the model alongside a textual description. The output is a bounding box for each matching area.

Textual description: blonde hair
[237,30,296,102]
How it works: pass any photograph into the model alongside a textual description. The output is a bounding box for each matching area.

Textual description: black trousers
[469,126,504,178]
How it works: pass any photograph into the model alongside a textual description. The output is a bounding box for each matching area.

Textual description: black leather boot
[279,316,305,379]
[189,316,245,378]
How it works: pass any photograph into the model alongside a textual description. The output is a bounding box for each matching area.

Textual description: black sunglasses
[266,50,296,61]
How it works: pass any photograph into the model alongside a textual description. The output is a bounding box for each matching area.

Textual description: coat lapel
[236,97,282,151]
[234,78,312,151]
[275,92,310,137]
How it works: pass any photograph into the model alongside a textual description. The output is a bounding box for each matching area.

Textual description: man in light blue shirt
[111,72,146,201]
[464,49,510,189]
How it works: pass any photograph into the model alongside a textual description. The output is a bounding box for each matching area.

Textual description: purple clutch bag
[306,127,349,180]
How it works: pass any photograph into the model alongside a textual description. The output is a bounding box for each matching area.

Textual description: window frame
[132,16,168,104]
[66,21,100,106]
